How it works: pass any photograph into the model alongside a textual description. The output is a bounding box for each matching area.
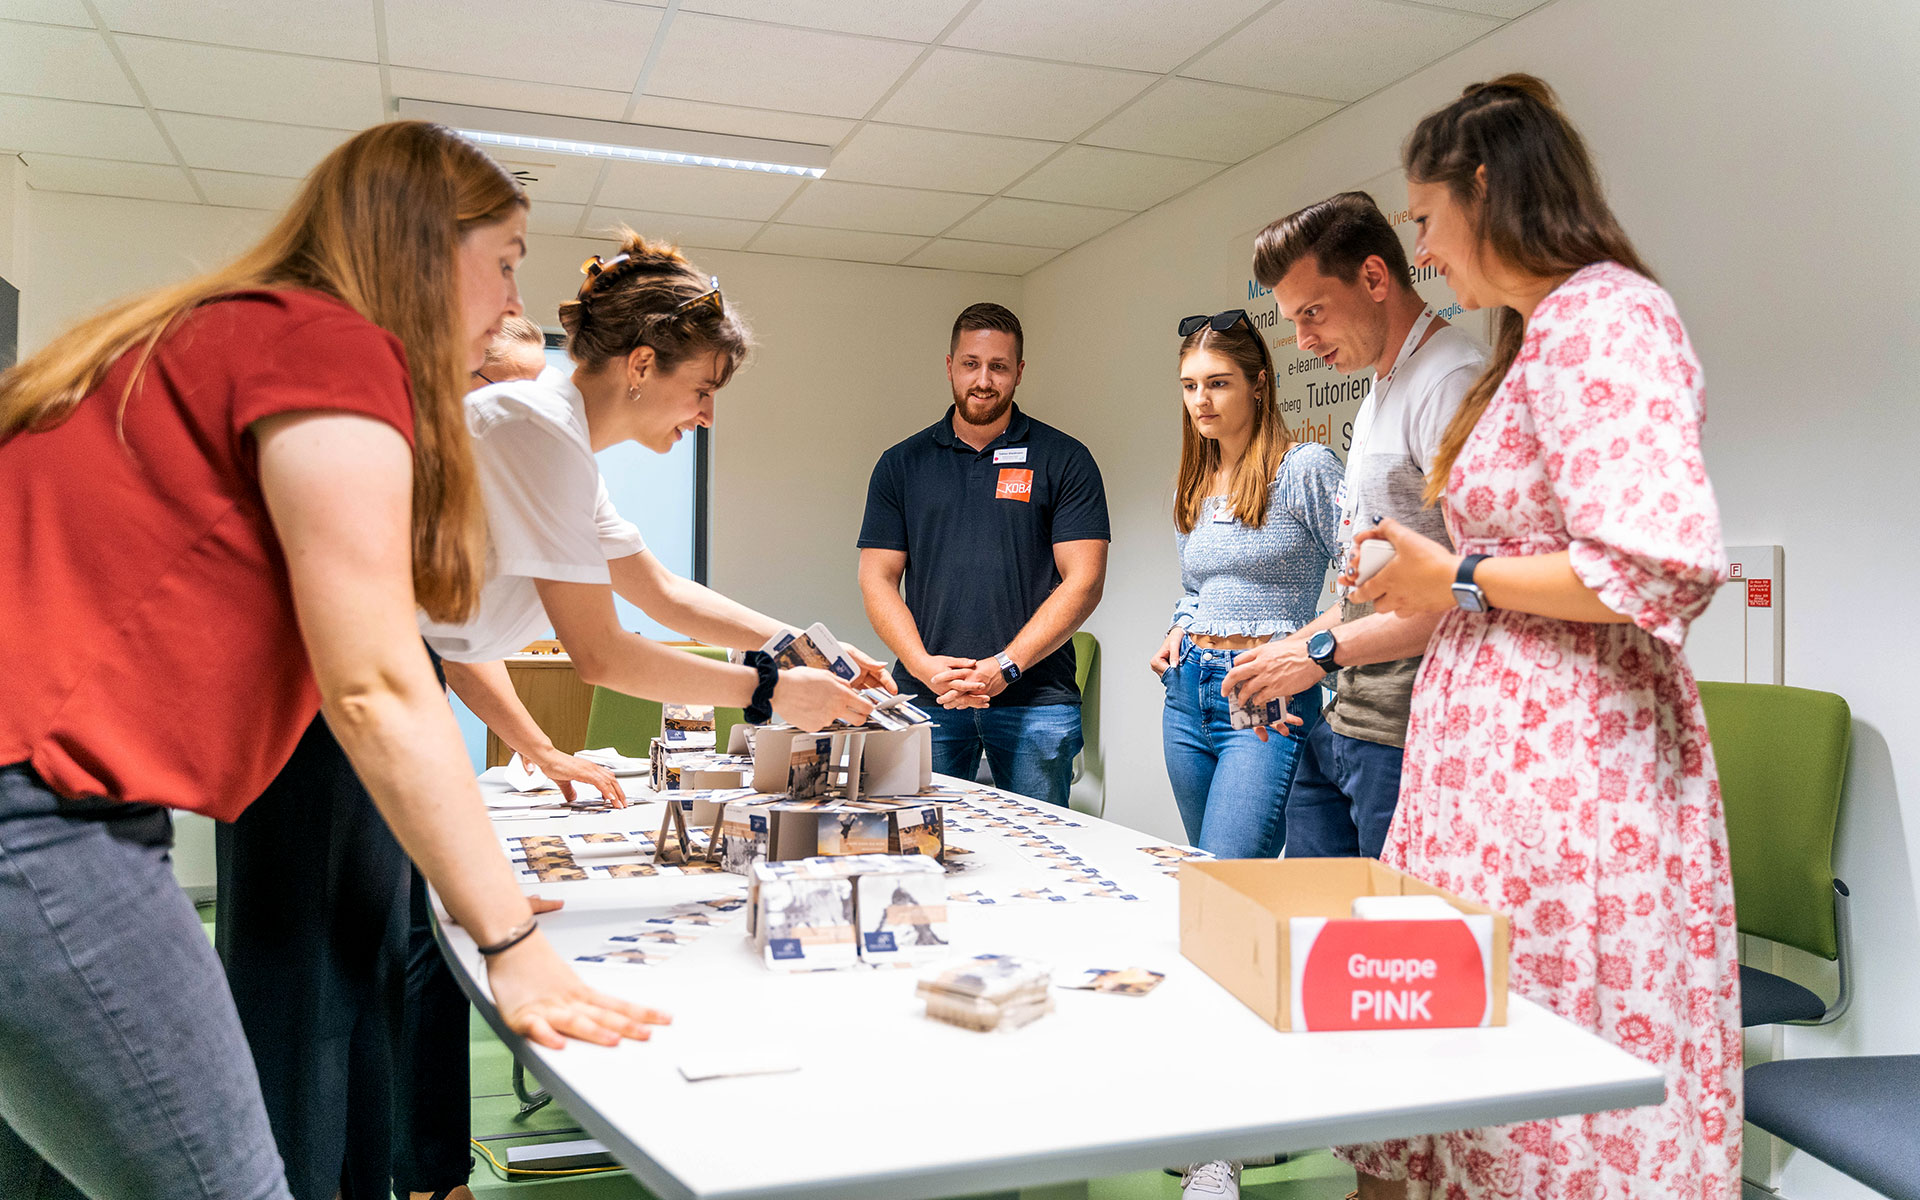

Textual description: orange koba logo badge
[995,468,1033,501]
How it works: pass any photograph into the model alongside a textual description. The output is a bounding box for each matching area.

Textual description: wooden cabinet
[484,652,595,767]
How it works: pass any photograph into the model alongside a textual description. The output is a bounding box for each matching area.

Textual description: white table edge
[436,915,1665,1200]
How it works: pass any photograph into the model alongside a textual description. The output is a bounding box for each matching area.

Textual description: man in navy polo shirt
[858,303,1109,808]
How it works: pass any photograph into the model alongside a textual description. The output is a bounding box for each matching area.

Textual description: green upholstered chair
[582,644,746,756]
[1696,681,1852,1027]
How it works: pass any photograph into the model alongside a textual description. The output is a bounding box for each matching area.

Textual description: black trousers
[217,712,473,1199]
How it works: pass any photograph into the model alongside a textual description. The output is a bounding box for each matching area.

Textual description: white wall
[16,193,1017,689]
[1,154,23,287]
[1020,0,1920,1196]
[510,235,1021,658]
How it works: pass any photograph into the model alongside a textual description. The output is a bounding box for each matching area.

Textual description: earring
[627,383,639,400]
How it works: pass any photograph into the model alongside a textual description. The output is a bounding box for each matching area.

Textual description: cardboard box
[1179,858,1509,1032]
[748,855,947,971]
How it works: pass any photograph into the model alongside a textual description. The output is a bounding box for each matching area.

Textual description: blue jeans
[0,764,291,1200]
[1283,719,1406,859]
[1161,639,1322,858]
[927,702,1083,808]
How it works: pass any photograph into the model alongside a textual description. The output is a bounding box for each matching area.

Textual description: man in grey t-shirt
[1222,192,1486,857]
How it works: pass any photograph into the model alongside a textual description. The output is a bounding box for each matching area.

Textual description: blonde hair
[482,315,548,380]
[1174,319,1294,534]
[0,121,524,622]
[557,229,750,381]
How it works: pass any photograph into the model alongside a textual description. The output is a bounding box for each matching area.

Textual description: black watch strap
[1456,554,1489,587]
[743,651,779,725]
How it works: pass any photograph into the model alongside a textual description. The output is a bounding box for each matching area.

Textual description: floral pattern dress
[1341,262,1742,1200]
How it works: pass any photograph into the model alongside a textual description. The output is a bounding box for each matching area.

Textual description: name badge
[993,447,1027,464]
[1212,507,1236,524]
[995,468,1033,502]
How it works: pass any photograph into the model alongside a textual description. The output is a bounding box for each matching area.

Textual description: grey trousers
[0,763,292,1200]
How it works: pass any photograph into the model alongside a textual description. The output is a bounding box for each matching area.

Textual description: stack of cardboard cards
[762,623,861,683]
[747,854,948,972]
[1228,688,1286,731]
[761,623,935,731]
[716,795,946,875]
[917,954,1054,1032]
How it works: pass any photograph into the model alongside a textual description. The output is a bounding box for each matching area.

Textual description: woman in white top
[422,232,882,725]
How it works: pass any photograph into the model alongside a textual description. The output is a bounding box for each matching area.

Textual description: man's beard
[953,382,1014,428]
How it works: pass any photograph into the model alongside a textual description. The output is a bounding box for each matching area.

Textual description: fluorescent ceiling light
[395,98,829,178]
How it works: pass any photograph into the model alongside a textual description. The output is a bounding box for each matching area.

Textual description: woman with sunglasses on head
[1339,75,1737,1200]
[0,121,660,1200]
[1153,310,1344,861]
[1157,310,1342,1199]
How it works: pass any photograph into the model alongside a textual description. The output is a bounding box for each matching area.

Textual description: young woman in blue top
[1151,311,1344,859]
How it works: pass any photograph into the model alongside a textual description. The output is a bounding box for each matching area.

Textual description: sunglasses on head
[1178,309,1253,338]
[578,257,725,318]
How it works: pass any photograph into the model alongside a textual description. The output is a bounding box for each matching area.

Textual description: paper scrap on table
[576,747,650,775]
[479,755,604,800]
[1055,967,1166,997]
[678,1055,801,1083]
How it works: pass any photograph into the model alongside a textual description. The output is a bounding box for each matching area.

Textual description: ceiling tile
[1084,78,1340,162]
[476,148,608,205]
[196,169,302,210]
[1182,0,1501,102]
[22,153,197,203]
[904,239,1058,276]
[947,0,1269,73]
[385,0,662,92]
[875,48,1154,142]
[583,206,764,251]
[1007,144,1219,209]
[594,159,804,221]
[776,180,980,236]
[524,200,587,236]
[677,0,968,42]
[388,69,630,121]
[0,95,171,162]
[0,1,93,26]
[161,112,353,176]
[0,21,137,105]
[1438,0,1547,15]
[644,12,922,119]
[750,224,924,265]
[119,38,382,129]
[89,0,380,61]
[829,124,1058,194]
[945,197,1130,249]
[624,96,853,148]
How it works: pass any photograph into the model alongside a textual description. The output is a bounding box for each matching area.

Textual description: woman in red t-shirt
[0,121,662,1200]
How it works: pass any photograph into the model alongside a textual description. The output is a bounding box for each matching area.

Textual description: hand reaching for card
[528,748,626,807]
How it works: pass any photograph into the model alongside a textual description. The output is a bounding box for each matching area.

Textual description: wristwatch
[995,652,1022,684]
[1452,554,1492,613]
[1307,629,1341,672]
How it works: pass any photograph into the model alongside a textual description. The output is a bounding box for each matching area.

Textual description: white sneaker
[1182,1159,1241,1199]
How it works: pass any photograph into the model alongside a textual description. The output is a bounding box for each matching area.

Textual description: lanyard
[1338,307,1436,541]
[1334,309,1436,598]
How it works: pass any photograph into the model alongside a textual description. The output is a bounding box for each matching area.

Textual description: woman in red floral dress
[1343,75,1741,1200]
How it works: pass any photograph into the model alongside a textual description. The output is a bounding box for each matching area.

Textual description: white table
[439,776,1664,1200]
